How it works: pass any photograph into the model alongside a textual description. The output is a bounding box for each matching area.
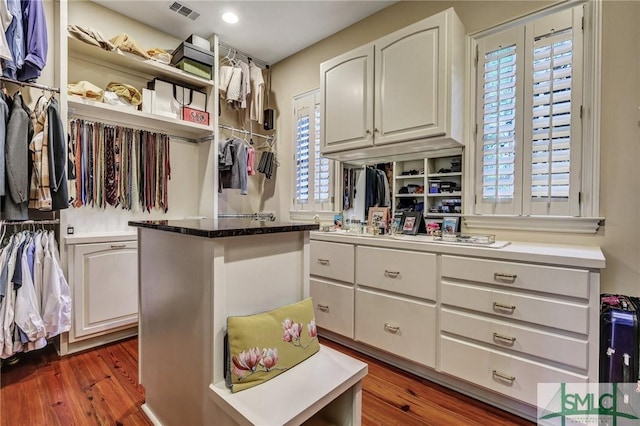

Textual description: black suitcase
[600,294,640,383]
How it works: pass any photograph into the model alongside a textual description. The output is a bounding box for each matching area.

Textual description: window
[468,2,601,232]
[292,90,336,213]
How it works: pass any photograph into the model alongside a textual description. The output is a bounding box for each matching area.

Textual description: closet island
[129,219,368,426]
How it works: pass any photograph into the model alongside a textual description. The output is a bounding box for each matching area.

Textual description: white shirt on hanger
[248,62,265,125]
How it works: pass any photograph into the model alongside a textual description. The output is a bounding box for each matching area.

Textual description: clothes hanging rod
[0,219,60,225]
[0,77,60,93]
[218,124,274,141]
[68,115,197,143]
[218,43,269,70]
[217,213,276,221]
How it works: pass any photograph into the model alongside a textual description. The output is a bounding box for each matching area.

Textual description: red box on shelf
[182,106,209,126]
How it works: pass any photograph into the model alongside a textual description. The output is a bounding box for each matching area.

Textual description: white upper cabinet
[321,44,374,153]
[320,8,466,163]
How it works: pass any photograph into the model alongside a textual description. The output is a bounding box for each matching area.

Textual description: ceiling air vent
[168,1,200,21]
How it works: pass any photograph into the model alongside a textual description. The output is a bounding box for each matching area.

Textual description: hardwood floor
[1,337,533,426]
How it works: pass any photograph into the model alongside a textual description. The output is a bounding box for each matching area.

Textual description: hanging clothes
[17,0,48,82]
[0,228,71,358]
[218,137,248,195]
[28,95,51,210]
[0,0,12,62]
[3,0,24,80]
[0,91,9,197]
[47,97,68,210]
[364,166,390,216]
[4,91,29,220]
[248,62,265,125]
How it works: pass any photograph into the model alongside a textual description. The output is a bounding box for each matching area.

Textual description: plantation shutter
[475,28,524,215]
[294,101,312,206]
[523,8,582,216]
[314,102,331,204]
[294,90,334,211]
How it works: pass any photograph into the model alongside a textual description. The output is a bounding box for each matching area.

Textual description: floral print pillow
[225,297,320,393]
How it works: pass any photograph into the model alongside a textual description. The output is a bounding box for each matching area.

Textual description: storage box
[175,58,212,80]
[429,181,440,194]
[186,34,210,51]
[147,78,208,119]
[170,41,214,67]
[182,106,209,126]
[141,88,155,113]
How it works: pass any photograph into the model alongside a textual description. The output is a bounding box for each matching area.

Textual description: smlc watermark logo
[538,383,640,425]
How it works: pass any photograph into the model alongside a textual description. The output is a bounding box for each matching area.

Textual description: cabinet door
[71,241,138,341]
[374,13,446,145]
[320,44,374,153]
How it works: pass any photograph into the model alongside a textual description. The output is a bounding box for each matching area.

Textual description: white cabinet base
[318,330,540,422]
[60,235,139,356]
[57,326,137,356]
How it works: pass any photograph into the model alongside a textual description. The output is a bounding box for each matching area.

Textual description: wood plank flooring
[1,337,533,425]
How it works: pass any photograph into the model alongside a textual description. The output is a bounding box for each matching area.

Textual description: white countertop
[310,231,606,270]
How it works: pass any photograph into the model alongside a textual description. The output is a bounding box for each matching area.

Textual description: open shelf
[395,194,424,198]
[427,172,462,178]
[427,192,462,198]
[68,37,214,90]
[68,96,213,141]
[395,174,425,180]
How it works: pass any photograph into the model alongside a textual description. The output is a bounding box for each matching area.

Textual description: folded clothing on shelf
[68,80,104,102]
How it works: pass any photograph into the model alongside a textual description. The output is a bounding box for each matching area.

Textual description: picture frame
[442,216,459,235]
[400,211,424,235]
[367,207,390,231]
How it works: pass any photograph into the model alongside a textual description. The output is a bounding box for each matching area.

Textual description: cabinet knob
[492,302,516,313]
[373,128,379,133]
[365,129,372,135]
[317,258,330,265]
[492,332,517,345]
[494,272,517,283]
[317,304,330,312]
[492,370,516,384]
[384,270,400,278]
[383,323,400,333]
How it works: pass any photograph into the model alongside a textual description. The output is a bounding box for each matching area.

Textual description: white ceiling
[92,1,396,65]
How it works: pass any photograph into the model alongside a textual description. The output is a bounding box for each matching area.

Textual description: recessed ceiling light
[222,12,239,24]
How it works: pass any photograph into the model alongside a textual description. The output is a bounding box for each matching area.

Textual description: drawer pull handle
[317,304,329,312]
[317,258,330,265]
[384,323,400,334]
[494,272,517,283]
[110,244,126,249]
[384,270,400,278]
[493,302,516,313]
[492,332,517,345]
[492,370,516,384]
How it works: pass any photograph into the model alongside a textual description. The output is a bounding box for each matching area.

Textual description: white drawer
[441,255,589,299]
[441,282,588,334]
[440,336,587,407]
[310,278,354,339]
[356,246,436,300]
[441,308,588,370]
[310,241,354,283]
[355,288,435,368]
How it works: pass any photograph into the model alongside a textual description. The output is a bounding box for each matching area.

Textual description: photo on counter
[367,207,389,230]
[400,211,424,235]
[442,216,459,235]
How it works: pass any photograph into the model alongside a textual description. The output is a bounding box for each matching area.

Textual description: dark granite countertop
[128,219,319,238]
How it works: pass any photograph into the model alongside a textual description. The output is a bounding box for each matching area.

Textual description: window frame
[290,88,340,221]
[464,0,602,234]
